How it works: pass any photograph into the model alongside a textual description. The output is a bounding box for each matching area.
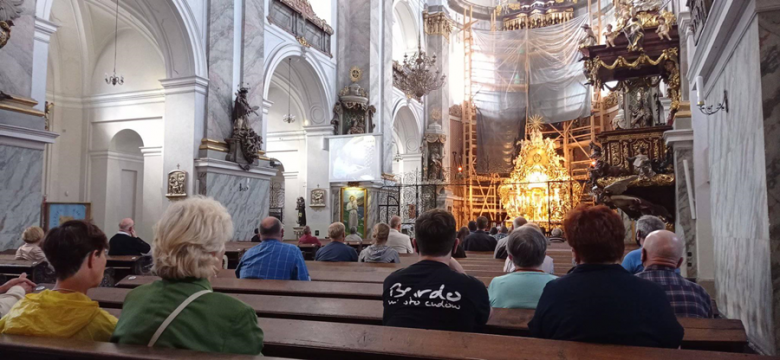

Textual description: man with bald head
[108,218,151,256]
[236,217,310,280]
[637,230,713,318]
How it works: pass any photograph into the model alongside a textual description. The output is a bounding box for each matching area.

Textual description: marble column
[424,7,452,169]
[664,117,695,277]
[242,0,265,138]
[205,0,235,143]
[0,0,35,98]
[337,0,393,174]
[0,0,59,251]
[758,10,780,355]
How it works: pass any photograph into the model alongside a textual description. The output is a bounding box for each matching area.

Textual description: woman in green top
[488,226,557,309]
[111,196,264,355]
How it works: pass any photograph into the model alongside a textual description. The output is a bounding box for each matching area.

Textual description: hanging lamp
[282,58,295,123]
[105,0,124,86]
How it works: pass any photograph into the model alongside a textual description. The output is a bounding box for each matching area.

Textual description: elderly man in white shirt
[386,216,414,254]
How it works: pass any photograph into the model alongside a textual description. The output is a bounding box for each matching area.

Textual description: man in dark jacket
[462,216,497,251]
[108,218,151,256]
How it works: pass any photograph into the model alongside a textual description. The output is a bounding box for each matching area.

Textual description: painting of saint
[341,187,367,238]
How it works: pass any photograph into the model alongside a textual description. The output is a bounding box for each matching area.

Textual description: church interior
[1,0,780,358]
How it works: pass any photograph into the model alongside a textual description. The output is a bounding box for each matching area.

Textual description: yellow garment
[0,289,117,341]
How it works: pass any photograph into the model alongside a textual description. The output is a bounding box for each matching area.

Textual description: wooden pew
[0,259,52,283]
[220,268,494,287]
[224,241,262,268]
[0,334,287,360]
[87,286,747,352]
[101,309,762,359]
[118,275,384,300]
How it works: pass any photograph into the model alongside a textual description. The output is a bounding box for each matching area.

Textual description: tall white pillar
[160,76,208,202]
[304,124,333,235]
[140,146,163,242]
[30,18,58,111]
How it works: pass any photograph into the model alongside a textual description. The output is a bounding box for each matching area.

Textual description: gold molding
[0,92,44,117]
[423,11,453,41]
[676,101,692,118]
[0,103,45,117]
[199,138,267,156]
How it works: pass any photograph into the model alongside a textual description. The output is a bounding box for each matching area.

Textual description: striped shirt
[235,239,310,281]
[636,264,713,318]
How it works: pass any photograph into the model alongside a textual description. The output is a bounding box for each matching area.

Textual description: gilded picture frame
[340,187,367,238]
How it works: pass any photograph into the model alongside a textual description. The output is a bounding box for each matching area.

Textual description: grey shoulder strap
[147,289,212,347]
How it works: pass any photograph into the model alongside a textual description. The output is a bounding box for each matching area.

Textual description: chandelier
[394,34,446,99]
[105,0,123,86]
[498,115,581,228]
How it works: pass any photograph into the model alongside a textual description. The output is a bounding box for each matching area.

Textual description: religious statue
[310,188,326,207]
[627,147,655,179]
[611,93,629,130]
[579,24,598,48]
[296,196,306,226]
[588,142,632,186]
[604,24,618,48]
[656,17,672,41]
[330,101,342,135]
[629,91,652,128]
[165,168,187,199]
[624,16,645,52]
[0,0,23,50]
[663,60,681,125]
[347,116,365,134]
[427,145,444,181]
[226,86,264,171]
[594,175,673,222]
[44,101,54,131]
[232,86,258,132]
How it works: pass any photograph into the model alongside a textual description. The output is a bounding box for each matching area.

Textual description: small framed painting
[340,187,367,238]
[42,202,92,231]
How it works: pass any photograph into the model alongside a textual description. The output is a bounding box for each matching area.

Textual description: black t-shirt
[382,260,490,332]
[529,264,684,348]
[462,231,497,251]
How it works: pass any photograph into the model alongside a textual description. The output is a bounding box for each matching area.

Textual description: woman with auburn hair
[111,196,263,355]
[528,204,683,349]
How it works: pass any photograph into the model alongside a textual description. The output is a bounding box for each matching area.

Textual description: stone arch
[38,0,206,79]
[263,43,332,115]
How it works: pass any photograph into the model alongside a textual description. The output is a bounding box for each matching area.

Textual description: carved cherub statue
[604,24,617,48]
[628,147,655,179]
[656,17,672,41]
[579,24,598,48]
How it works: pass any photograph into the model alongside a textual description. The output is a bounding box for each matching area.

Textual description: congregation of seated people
[0,198,721,357]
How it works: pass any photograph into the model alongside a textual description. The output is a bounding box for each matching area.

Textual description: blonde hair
[372,223,390,245]
[22,226,44,243]
[328,222,345,240]
[152,196,233,280]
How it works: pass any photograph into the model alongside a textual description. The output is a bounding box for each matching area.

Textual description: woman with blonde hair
[359,223,400,263]
[15,226,46,263]
[111,196,264,355]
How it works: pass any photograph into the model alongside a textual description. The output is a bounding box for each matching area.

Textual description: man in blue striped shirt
[236,217,310,281]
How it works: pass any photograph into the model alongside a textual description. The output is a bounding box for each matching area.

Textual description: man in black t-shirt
[382,209,491,332]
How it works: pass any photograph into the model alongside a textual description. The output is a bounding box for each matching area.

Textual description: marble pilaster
[665,119,696,277]
[205,0,235,141]
[336,0,371,92]
[0,145,43,251]
[0,0,35,98]
[758,10,780,353]
[242,0,265,136]
[380,0,394,175]
[425,8,451,168]
[195,158,275,240]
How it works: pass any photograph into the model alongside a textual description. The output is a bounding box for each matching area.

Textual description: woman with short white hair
[111,196,264,354]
